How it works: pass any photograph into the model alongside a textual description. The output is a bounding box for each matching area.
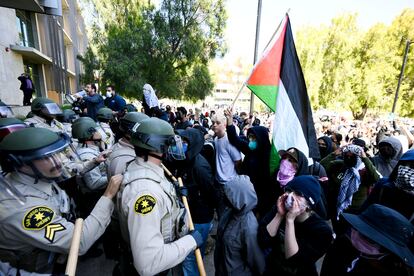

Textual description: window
[16,10,35,48]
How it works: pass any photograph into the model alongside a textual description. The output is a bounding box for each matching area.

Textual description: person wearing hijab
[371,136,403,177]
[320,144,380,234]
[321,204,414,276]
[142,83,160,117]
[318,136,334,160]
[224,108,275,215]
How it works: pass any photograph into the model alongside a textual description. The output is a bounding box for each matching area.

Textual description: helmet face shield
[167,135,186,160]
[41,103,63,116]
[29,144,81,181]
[0,106,14,118]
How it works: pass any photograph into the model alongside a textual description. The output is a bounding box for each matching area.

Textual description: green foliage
[79,0,226,101]
[296,9,414,119]
[76,46,100,86]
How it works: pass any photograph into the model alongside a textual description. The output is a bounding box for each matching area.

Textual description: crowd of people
[0,82,413,276]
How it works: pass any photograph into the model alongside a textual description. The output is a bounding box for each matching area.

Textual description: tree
[77,46,100,86]
[96,0,227,101]
[295,10,414,119]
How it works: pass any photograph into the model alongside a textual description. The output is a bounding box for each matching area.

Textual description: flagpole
[232,10,290,110]
[249,0,263,114]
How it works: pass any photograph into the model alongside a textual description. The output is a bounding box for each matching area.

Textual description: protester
[258,175,333,276]
[79,83,105,121]
[318,136,334,160]
[175,106,193,130]
[321,204,414,276]
[320,144,380,233]
[275,148,311,196]
[224,108,275,215]
[371,136,403,177]
[360,149,414,220]
[142,83,160,117]
[17,73,34,106]
[104,85,126,113]
[215,175,266,275]
[172,128,216,276]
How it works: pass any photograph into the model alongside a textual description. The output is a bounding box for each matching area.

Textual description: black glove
[174,181,188,197]
[189,230,203,248]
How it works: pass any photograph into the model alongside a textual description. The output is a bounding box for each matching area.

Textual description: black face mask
[379,146,395,160]
[319,146,328,158]
[343,155,358,168]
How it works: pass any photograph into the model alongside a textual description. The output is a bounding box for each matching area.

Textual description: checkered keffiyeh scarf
[395,165,414,195]
[336,145,364,219]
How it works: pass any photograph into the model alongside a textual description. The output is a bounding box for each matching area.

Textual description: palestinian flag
[247,15,319,174]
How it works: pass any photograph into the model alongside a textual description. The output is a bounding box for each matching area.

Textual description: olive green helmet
[57,109,77,123]
[71,117,97,140]
[97,107,114,121]
[131,117,175,152]
[119,112,149,134]
[31,97,62,117]
[0,118,26,141]
[131,117,186,160]
[0,127,77,180]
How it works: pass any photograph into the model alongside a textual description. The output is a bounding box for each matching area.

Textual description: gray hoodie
[214,175,266,276]
[372,136,403,177]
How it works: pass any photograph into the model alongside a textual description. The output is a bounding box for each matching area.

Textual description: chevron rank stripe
[44,223,66,243]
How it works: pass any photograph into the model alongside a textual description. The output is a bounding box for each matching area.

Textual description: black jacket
[259,206,333,276]
[227,125,276,214]
[175,128,216,223]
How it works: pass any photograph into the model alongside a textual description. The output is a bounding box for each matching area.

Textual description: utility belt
[0,247,56,274]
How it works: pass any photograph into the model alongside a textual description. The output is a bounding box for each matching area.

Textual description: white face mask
[106,92,112,98]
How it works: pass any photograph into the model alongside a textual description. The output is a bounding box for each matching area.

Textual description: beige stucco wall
[0,7,24,105]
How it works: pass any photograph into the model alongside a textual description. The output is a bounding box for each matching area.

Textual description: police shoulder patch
[22,206,54,230]
[134,195,156,215]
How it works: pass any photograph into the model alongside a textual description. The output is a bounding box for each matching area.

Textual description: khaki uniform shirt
[97,122,115,149]
[76,144,108,191]
[106,138,135,179]
[24,115,67,135]
[0,172,114,273]
[117,157,196,276]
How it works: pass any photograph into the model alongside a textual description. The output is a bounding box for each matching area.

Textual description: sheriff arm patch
[134,195,156,215]
[22,206,55,230]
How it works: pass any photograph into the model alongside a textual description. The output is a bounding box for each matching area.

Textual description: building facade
[0,0,87,106]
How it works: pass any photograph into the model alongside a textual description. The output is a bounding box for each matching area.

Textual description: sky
[222,0,414,63]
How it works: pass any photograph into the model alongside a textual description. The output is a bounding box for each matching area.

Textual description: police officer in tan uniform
[96,107,116,149]
[0,127,122,274]
[24,97,67,135]
[107,112,149,179]
[117,117,203,276]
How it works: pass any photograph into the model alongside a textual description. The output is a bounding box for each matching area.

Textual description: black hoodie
[227,125,276,214]
[175,128,216,223]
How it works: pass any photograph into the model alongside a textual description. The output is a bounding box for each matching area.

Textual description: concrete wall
[0,7,24,105]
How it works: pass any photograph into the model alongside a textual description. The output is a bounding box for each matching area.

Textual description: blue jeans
[182,222,212,276]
